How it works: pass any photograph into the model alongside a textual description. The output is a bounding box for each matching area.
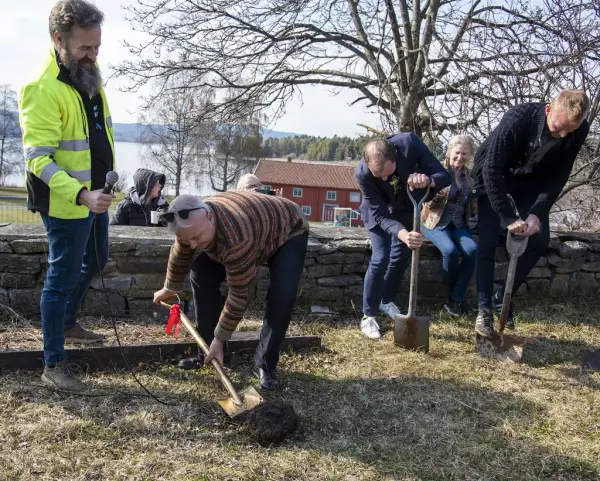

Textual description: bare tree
[138,78,214,196]
[196,111,264,193]
[114,170,130,194]
[0,85,22,186]
[117,0,600,228]
[538,0,600,230]
[117,0,598,138]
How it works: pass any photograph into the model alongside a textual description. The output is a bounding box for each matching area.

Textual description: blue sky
[1,0,383,137]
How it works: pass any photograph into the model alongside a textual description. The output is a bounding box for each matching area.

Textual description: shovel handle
[498,254,516,333]
[406,183,431,232]
[160,302,244,406]
[498,232,528,334]
[406,184,430,317]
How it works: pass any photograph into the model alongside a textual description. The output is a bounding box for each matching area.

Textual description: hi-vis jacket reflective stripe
[18,48,115,219]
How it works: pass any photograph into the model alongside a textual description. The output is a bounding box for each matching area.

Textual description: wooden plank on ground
[0,332,321,372]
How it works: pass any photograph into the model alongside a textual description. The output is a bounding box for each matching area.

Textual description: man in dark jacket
[472,89,590,338]
[355,133,451,339]
[110,168,169,227]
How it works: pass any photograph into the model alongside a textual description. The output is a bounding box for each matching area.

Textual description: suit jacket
[355,132,451,238]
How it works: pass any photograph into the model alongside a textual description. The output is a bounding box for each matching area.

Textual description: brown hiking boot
[64,324,105,344]
[41,360,86,392]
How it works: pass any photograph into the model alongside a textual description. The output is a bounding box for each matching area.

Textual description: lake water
[111,141,208,196]
[5,141,230,196]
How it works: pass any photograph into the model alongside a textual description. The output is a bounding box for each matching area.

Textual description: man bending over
[153,191,309,390]
[472,89,590,338]
[355,134,451,339]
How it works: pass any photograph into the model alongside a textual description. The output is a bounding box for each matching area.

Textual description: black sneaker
[178,353,205,370]
[444,299,462,317]
[475,310,494,338]
[493,291,515,330]
[253,366,280,391]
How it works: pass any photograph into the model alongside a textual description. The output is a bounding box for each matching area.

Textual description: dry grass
[0,298,599,480]
[0,313,300,351]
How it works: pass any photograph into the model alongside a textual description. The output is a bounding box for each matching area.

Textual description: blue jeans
[40,211,109,365]
[363,225,411,316]
[422,223,477,303]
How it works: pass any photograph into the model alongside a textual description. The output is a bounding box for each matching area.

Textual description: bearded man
[18,0,115,391]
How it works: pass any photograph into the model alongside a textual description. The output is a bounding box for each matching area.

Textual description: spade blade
[216,385,264,418]
[475,333,524,362]
[394,314,430,353]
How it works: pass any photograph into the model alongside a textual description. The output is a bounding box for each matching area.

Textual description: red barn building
[253,158,364,226]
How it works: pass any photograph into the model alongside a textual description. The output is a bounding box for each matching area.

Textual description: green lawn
[0,187,126,224]
[0,186,126,201]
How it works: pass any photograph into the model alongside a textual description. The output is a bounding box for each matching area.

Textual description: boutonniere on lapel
[389,175,400,196]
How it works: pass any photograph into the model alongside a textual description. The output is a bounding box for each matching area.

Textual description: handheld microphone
[102,171,119,195]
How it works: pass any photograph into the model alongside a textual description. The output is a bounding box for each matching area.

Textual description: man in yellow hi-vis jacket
[19,0,116,391]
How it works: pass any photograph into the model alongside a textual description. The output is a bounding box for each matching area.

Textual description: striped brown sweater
[164,191,309,342]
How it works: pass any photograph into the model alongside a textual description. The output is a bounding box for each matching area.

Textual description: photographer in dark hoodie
[110,168,169,227]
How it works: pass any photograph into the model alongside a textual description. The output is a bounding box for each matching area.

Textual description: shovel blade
[216,385,264,418]
[475,333,524,362]
[394,314,430,353]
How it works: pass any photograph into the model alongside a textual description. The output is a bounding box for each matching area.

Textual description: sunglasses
[160,207,206,223]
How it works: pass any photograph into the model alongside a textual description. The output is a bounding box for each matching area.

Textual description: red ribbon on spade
[165,303,181,340]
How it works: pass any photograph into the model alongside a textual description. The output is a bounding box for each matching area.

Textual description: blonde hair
[444,135,474,169]
[550,90,590,123]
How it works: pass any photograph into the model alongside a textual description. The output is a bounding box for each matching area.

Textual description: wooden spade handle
[405,184,431,317]
[160,302,244,406]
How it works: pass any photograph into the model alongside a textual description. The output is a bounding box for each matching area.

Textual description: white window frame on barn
[293,187,303,197]
[326,190,337,201]
[302,206,312,216]
[350,191,361,203]
[350,210,360,220]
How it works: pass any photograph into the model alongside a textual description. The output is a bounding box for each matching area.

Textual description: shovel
[394,184,431,353]
[160,302,263,418]
[475,231,528,362]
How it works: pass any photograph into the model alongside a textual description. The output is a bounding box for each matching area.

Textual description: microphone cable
[91,207,173,406]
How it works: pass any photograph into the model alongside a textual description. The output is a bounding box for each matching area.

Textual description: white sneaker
[379,301,402,319]
[360,316,381,339]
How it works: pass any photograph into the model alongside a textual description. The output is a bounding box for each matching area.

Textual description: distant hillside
[112,123,147,142]
[261,128,300,139]
[113,123,301,142]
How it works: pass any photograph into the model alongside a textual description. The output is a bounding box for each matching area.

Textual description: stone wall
[0,223,598,319]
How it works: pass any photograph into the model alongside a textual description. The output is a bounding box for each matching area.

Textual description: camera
[256,187,276,196]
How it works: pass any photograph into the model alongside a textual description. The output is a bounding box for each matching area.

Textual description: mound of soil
[235,401,298,446]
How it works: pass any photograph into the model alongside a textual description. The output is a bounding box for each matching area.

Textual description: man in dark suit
[355,133,451,339]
